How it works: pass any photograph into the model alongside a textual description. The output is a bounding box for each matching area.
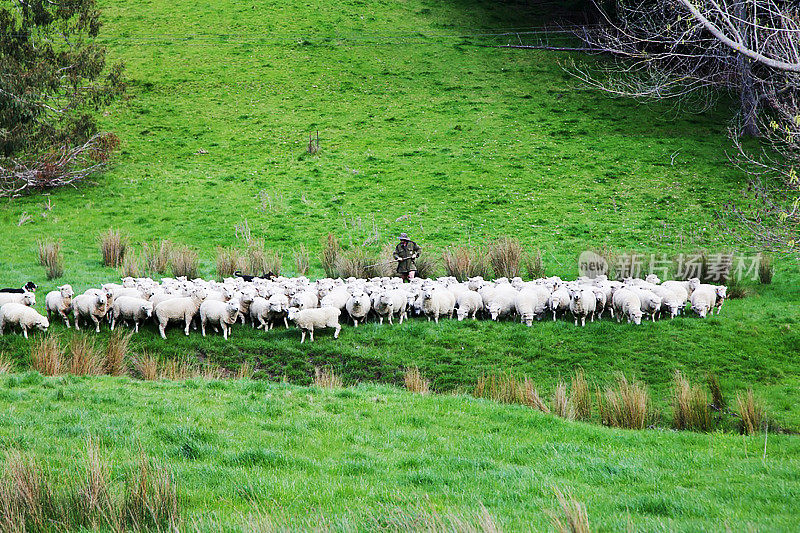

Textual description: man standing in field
[394,233,421,282]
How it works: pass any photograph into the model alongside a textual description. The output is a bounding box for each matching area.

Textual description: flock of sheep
[0,273,728,342]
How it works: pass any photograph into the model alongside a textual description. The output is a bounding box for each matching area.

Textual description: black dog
[234,271,276,282]
[0,281,37,293]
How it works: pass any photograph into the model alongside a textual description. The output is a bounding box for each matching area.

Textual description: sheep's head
[22,292,36,307]
[226,302,240,319]
[122,277,136,288]
[456,307,468,321]
[716,286,727,299]
[36,315,49,331]
[692,303,709,318]
[630,309,643,325]
[688,278,701,290]
[142,304,153,319]
[59,284,74,298]
[287,307,300,321]
[645,274,661,285]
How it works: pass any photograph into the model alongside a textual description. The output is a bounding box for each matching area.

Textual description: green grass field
[1,0,799,529]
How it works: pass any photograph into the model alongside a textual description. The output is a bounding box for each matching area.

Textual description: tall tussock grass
[0,441,180,533]
[737,389,765,435]
[413,251,438,279]
[313,366,343,388]
[216,246,247,279]
[30,334,64,376]
[671,370,713,432]
[170,245,199,278]
[707,373,725,410]
[488,237,522,278]
[36,238,64,280]
[474,373,549,413]
[119,250,143,278]
[549,487,591,533]
[552,381,574,420]
[334,247,378,279]
[320,233,341,278]
[523,248,545,280]
[0,354,13,374]
[247,239,281,276]
[142,240,172,275]
[443,245,490,281]
[106,329,132,376]
[403,366,430,394]
[100,228,129,268]
[570,369,591,421]
[596,375,653,430]
[293,245,310,276]
[758,253,773,284]
[67,336,104,376]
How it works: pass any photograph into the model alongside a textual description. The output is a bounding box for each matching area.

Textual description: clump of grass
[489,237,522,278]
[100,228,128,268]
[293,245,310,276]
[373,243,398,278]
[0,354,12,374]
[36,238,64,280]
[313,366,343,388]
[72,438,118,531]
[236,362,253,380]
[67,336,104,376]
[523,248,546,280]
[552,381,574,420]
[403,366,430,394]
[142,240,172,275]
[737,389,765,436]
[119,249,143,278]
[335,247,378,279]
[122,452,180,532]
[30,334,64,376]
[570,369,591,421]
[414,252,439,279]
[105,329,132,376]
[133,353,159,381]
[596,375,653,430]
[758,253,773,284]
[707,373,725,410]
[247,239,281,276]
[320,233,341,278]
[216,246,247,279]
[671,370,713,432]
[442,245,490,281]
[0,450,58,531]
[475,373,550,413]
[549,487,590,533]
[726,275,749,299]
[170,245,199,278]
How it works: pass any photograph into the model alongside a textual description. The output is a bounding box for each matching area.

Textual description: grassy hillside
[1,375,798,531]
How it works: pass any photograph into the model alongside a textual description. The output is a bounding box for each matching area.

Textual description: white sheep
[267,292,290,329]
[153,289,206,339]
[373,289,407,325]
[651,286,683,319]
[611,288,643,325]
[0,303,49,338]
[110,296,153,333]
[421,288,456,324]
[489,285,517,321]
[288,306,341,343]
[690,287,719,318]
[73,291,107,332]
[290,290,319,310]
[249,296,270,329]
[547,287,570,321]
[569,288,596,327]
[628,287,663,322]
[45,284,74,328]
[514,289,540,326]
[456,290,482,321]
[200,299,240,339]
[345,289,371,327]
[0,291,35,307]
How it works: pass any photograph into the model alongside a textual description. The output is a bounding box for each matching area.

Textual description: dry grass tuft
[523,248,546,280]
[671,370,713,432]
[758,253,774,284]
[442,244,491,281]
[320,233,341,278]
[106,329,132,376]
[334,247,378,279]
[67,336,104,376]
[236,362,253,380]
[597,375,653,430]
[0,450,57,532]
[403,366,430,394]
[413,251,439,279]
[30,334,64,376]
[142,240,173,275]
[216,246,247,279]
[0,353,13,374]
[36,238,64,280]
[707,373,725,409]
[170,245,199,278]
[570,369,591,421]
[122,452,180,531]
[247,239,281,276]
[100,228,128,268]
[489,237,523,279]
[552,381,574,420]
[475,373,550,413]
[73,438,119,531]
[119,249,143,278]
[737,389,765,436]
[313,366,343,388]
[133,353,159,381]
[293,245,310,276]
[549,487,590,533]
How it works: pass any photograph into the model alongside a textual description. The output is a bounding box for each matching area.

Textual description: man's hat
[398,232,410,241]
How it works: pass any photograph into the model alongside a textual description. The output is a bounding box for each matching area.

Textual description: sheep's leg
[309,329,314,342]
[223,322,228,340]
[574,318,578,326]
[201,319,207,337]
[353,319,359,327]
[62,312,70,328]
[334,325,341,339]
[22,326,28,339]
[283,316,289,329]
[379,316,383,325]
[111,317,116,331]
[581,317,586,327]
[300,330,306,344]
[184,316,191,336]
[93,317,101,333]
[134,321,140,333]
[388,314,393,325]
[434,314,439,324]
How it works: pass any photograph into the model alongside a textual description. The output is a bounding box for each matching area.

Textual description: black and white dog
[0,281,37,293]
[234,271,276,282]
